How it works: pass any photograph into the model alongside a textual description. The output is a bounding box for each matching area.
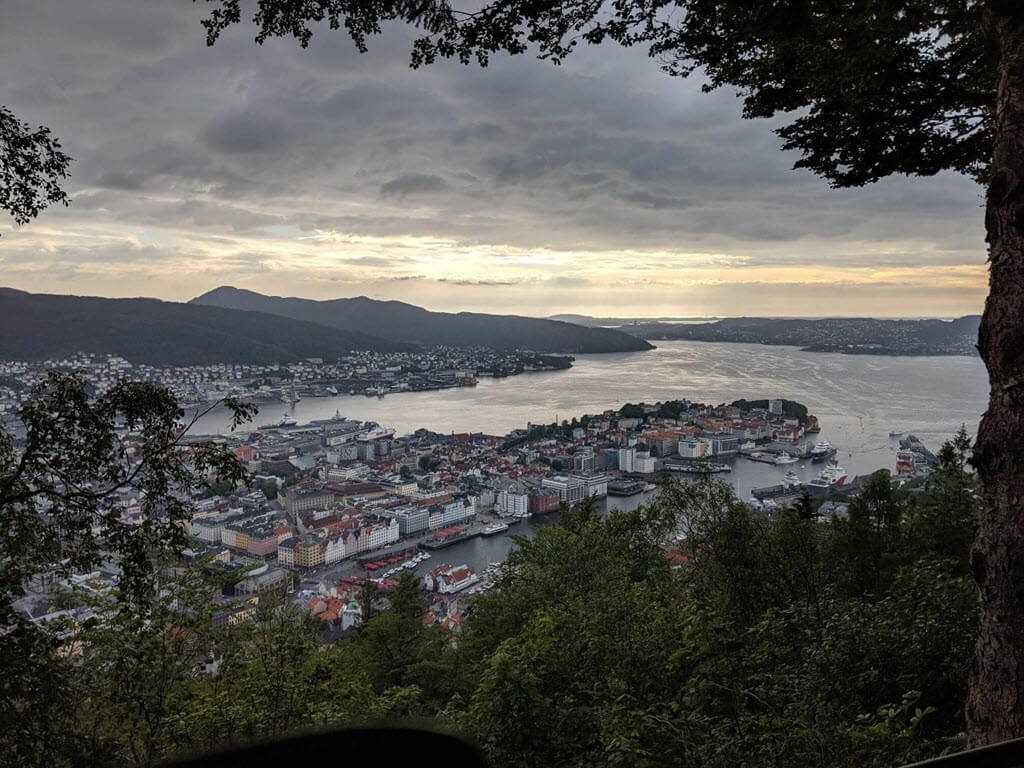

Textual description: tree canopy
[0,105,72,232]
[1,376,983,766]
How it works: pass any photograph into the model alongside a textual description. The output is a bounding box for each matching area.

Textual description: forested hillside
[192,287,655,354]
[0,288,413,364]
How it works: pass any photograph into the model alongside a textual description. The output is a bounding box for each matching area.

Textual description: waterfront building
[494,480,530,518]
[678,438,713,459]
[427,499,474,530]
[388,505,431,535]
[709,433,741,455]
[571,472,609,498]
[542,474,586,504]
[424,563,480,594]
[528,491,559,515]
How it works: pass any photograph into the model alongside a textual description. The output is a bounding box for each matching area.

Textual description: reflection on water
[191,340,987,570]
[193,340,986,462]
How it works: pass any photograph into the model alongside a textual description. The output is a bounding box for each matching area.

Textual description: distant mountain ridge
[0,288,414,365]
[600,315,982,356]
[191,286,654,354]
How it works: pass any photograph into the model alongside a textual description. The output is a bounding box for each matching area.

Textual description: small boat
[774,452,799,465]
[482,522,510,537]
[326,386,338,395]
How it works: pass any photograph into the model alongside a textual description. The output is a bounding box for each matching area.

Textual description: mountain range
[0,287,652,365]
[190,286,653,354]
[601,315,982,356]
[0,288,416,365]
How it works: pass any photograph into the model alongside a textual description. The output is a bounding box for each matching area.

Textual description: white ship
[806,462,848,491]
[818,462,848,485]
[783,470,801,487]
[810,440,837,462]
[774,451,799,465]
[482,522,510,536]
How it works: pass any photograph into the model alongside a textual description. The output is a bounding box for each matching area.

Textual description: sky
[0,0,988,318]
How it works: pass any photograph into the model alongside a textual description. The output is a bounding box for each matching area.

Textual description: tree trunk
[968,9,1024,747]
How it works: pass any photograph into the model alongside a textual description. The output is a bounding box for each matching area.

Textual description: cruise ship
[482,522,510,536]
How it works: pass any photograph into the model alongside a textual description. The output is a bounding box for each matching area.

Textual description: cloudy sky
[0,0,987,317]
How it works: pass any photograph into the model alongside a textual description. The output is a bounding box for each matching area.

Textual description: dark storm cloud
[0,0,987,304]
[452,122,506,144]
[202,111,291,154]
[380,173,449,197]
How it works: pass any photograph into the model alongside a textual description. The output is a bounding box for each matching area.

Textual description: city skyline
[0,0,987,318]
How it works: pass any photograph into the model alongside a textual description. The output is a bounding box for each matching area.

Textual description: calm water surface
[194,341,988,573]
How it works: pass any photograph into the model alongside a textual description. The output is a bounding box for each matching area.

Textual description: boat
[259,413,298,429]
[889,431,903,438]
[774,452,799,465]
[806,462,848,493]
[810,440,837,463]
[326,385,338,395]
[668,462,731,474]
[783,470,801,487]
[482,522,510,536]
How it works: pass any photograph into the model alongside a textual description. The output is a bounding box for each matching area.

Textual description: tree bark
[968,7,1024,747]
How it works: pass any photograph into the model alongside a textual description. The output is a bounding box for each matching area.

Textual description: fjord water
[194,340,987,573]
[194,340,986,481]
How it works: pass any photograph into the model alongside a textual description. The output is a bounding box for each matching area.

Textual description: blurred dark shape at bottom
[902,737,1024,768]
[160,727,485,768]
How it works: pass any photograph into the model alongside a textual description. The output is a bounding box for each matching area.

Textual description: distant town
[12,385,939,640]
[0,349,573,414]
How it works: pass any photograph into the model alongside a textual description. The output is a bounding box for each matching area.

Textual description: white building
[542,474,586,505]
[634,451,657,474]
[428,499,474,530]
[572,472,609,498]
[678,438,713,459]
[618,447,636,473]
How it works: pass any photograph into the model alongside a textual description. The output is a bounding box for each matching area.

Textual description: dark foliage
[0,105,72,231]
[0,288,414,365]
